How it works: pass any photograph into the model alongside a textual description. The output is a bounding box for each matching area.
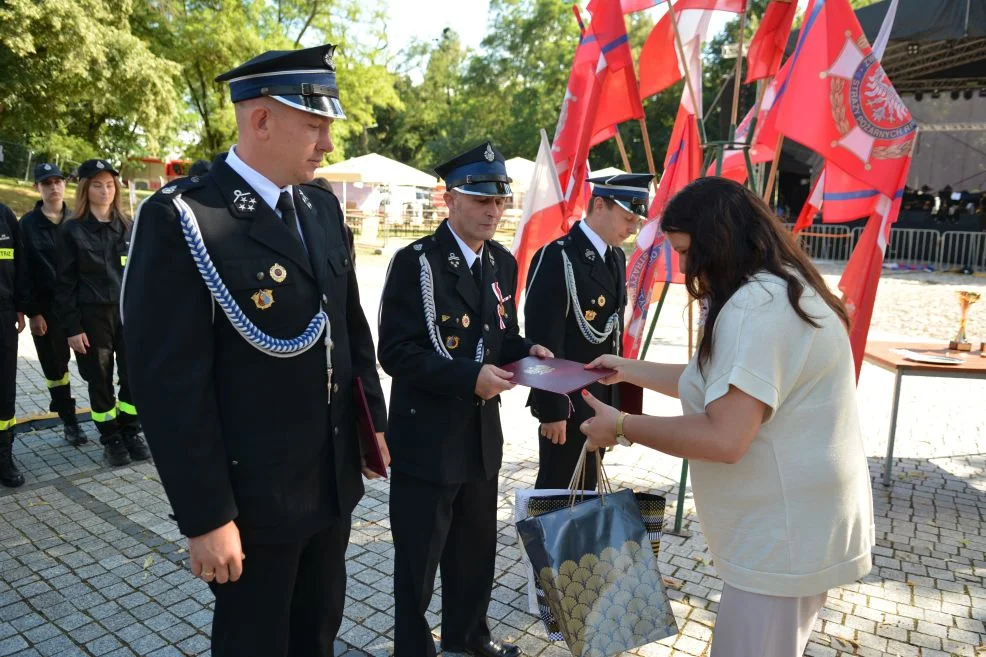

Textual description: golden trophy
[948,291,980,351]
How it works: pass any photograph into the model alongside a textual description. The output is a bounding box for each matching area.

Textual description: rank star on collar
[585,249,596,262]
[447,252,461,268]
[232,189,256,213]
[298,189,313,210]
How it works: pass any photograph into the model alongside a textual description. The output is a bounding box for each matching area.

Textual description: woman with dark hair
[580,177,874,656]
[55,159,150,466]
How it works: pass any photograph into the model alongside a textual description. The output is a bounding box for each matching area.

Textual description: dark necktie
[471,257,482,288]
[277,190,305,249]
[605,247,620,283]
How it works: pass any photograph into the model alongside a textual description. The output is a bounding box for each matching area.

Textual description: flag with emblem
[793,171,824,233]
[745,0,798,82]
[513,131,568,302]
[638,0,745,100]
[773,0,916,199]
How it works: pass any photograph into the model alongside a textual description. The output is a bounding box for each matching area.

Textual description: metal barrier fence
[939,231,986,273]
[850,227,942,270]
[792,224,855,262]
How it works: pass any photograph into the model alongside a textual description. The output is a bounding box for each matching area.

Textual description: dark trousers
[75,305,138,440]
[32,312,77,423]
[210,519,352,657]
[390,470,499,657]
[0,311,16,425]
[535,395,604,491]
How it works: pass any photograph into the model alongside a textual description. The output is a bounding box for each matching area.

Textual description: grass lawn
[1,175,153,217]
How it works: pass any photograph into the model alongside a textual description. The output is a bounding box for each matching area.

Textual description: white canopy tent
[314,153,437,222]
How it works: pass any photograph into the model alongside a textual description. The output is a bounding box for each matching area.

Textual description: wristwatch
[616,412,632,447]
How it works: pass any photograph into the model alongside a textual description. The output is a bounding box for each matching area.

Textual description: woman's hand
[578,390,621,451]
[584,354,630,385]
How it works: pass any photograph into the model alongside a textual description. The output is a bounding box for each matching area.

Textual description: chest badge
[251,289,275,310]
[584,309,597,321]
[461,313,471,328]
[446,335,460,350]
[597,295,607,308]
[269,263,287,283]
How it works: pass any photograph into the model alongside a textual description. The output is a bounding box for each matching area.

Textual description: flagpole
[614,128,632,172]
[638,119,658,179]
[730,9,747,128]
[665,0,706,145]
[670,297,696,536]
[639,281,669,360]
[763,135,785,202]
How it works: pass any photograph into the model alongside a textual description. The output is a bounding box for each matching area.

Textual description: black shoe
[103,439,131,467]
[0,432,25,488]
[122,435,151,461]
[444,639,521,657]
[64,423,89,447]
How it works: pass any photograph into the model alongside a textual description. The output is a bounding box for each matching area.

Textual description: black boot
[102,434,131,467]
[0,430,25,488]
[53,390,88,446]
[64,423,89,446]
[122,434,151,461]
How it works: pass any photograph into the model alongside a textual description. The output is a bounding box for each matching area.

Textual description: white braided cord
[418,252,483,362]
[561,250,619,346]
[172,195,330,360]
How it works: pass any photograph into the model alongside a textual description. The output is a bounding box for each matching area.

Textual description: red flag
[793,171,824,233]
[621,0,660,12]
[745,0,797,82]
[774,0,916,198]
[552,34,604,193]
[512,131,568,303]
[820,163,883,221]
[587,0,645,143]
[838,184,904,379]
[639,0,745,100]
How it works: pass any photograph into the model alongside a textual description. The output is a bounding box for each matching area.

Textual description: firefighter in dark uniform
[21,163,89,446]
[524,174,652,490]
[54,159,149,467]
[0,201,28,488]
[379,142,552,657]
[122,44,389,657]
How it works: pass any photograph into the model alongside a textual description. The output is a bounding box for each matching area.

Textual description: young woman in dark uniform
[54,159,149,466]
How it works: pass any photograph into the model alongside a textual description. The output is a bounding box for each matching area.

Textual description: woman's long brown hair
[72,172,127,222]
[660,177,850,371]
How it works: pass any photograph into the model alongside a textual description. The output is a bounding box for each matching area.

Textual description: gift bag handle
[566,443,614,509]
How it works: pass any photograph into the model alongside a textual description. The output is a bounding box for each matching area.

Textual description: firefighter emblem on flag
[823,36,916,168]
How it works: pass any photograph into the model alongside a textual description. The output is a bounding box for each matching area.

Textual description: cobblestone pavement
[2,252,985,656]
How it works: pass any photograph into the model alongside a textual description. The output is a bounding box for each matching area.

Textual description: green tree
[0,0,182,163]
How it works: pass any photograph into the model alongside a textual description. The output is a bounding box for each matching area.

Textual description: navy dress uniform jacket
[122,156,387,543]
[524,222,626,424]
[378,220,532,485]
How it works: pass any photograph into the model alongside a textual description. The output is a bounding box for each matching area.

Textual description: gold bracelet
[616,412,631,446]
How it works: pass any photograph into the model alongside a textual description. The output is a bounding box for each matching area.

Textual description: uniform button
[343,258,350,266]
[484,324,490,332]
[322,294,328,303]
[480,400,486,407]
[231,460,239,466]
[332,383,339,394]
[410,408,416,415]
[334,427,339,435]
[256,272,264,281]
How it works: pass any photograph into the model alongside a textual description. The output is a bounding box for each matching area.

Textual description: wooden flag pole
[730,9,747,128]
[614,128,632,172]
[665,0,706,144]
[763,135,785,202]
[638,118,659,179]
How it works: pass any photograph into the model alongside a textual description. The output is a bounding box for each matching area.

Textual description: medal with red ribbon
[491,281,511,330]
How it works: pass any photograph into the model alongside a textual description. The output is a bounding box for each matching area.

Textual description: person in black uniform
[122,44,389,657]
[0,201,28,488]
[54,159,149,467]
[21,163,89,446]
[524,174,651,490]
[379,142,552,657]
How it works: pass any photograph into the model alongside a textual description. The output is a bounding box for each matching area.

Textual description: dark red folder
[501,357,616,395]
[355,377,387,479]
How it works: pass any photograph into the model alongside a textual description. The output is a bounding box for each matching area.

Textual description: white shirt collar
[447,223,483,270]
[579,219,609,259]
[226,145,292,216]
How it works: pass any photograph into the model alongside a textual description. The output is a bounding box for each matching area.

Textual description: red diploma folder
[501,357,616,395]
[355,377,387,479]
